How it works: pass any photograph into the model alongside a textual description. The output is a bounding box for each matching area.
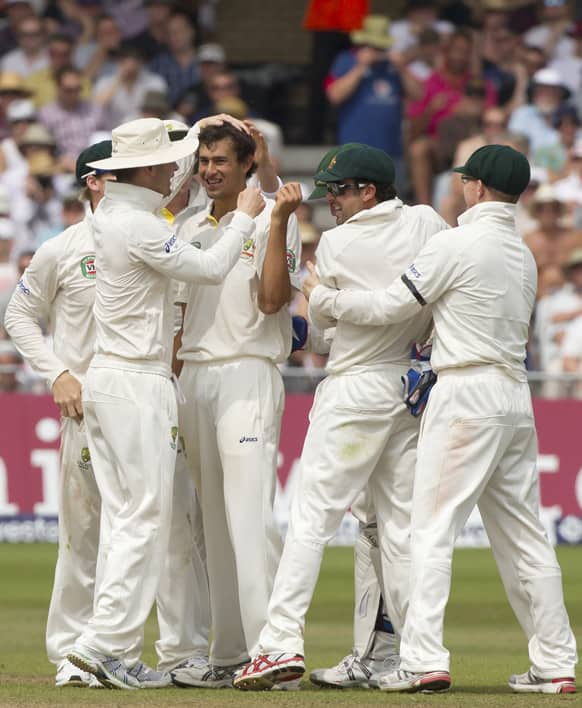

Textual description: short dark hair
[55,65,81,85]
[197,123,257,178]
[373,182,398,202]
[486,185,519,204]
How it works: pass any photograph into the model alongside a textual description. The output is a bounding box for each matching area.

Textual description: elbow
[258,299,284,315]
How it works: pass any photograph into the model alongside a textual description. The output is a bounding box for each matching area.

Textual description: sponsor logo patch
[170,426,178,449]
[408,263,422,279]
[286,249,297,273]
[164,234,177,253]
[241,237,255,258]
[80,255,96,279]
[17,279,31,295]
[239,435,258,443]
[77,446,92,472]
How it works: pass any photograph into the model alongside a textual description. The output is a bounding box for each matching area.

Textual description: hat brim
[451,164,474,176]
[350,30,392,49]
[307,184,327,200]
[87,136,197,171]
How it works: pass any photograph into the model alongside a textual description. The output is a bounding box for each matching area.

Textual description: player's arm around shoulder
[258,182,302,315]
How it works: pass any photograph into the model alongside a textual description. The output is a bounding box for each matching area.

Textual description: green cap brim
[451,165,470,175]
[307,184,327,200]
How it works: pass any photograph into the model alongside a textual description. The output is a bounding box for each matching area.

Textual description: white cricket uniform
[78,180,254,659]
[311,201,578,677]
[176,199,301,666]
[4,215,100,667]
[258,199,449,657]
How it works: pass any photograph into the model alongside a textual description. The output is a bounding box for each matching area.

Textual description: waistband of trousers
[90,353,171,378]
[437,364,524,381]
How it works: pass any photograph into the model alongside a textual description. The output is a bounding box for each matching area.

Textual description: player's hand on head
[52,370,84,421]
[274,183,303,220]
[237,186,265,218]
[301,261,321,301]
[245,121,269,164]
[198,113,250,134]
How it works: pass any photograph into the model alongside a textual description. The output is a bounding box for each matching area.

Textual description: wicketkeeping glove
[291,315,308,352]
[401,368,437,417]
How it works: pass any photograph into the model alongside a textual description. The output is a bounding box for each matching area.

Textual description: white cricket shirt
[311,201,537,381]
[311,199,448,374]
[177,199,301,364]
[4,213,96,387]
[91,181,254,372]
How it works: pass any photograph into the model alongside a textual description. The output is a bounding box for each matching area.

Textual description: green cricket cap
[75,140,112,185]
[452,144,531,196]
[308,142,369,200]
[313,144,395,191]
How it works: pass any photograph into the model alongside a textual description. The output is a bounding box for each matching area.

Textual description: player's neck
[211,196,238,221]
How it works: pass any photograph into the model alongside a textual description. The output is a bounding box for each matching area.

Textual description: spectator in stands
[1,15,48,78]
[181,43,228,118]
[326,15,423,192]
[61,192,85,228]
[0,0,36,56]
[0,340,24,393]
[149,11,200,105]
[302,0,368,144]
[131,0,173,57]
[406,27,442,82]
[0,219,18,324]
[138,89,183,122]
[553,141,582,207]
[480,20,528,111]
[0,99,36,196]
[76,14,123,83]
[523,0,574,62]
[549,22,582,111]
[19,151,63,249]
[533,104,581,179]
[26,32,91,109]
[439,106,510,223]
[508,67,569,152]
[389,0,453,52]
[0,72,33,141]
[93,43,168,127]
[515,164,546,237]
[407,29,497,204]
[524,183,582,270]
[39,66,106,172]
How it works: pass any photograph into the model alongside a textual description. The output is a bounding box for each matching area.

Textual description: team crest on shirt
[241,237,255,258]
[80,255,96,279]
[77,446,91,472]
[191,240,202,249]
[286,249,297,273]
[170,426,178,449]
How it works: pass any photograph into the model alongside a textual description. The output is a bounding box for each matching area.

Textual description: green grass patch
[0,544,580,706]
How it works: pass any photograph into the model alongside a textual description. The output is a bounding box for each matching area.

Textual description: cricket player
[234,144,449,691]
[171,122,301,688]
[4,141,113,688]
[303,145,578,694]
[65,117,265,690]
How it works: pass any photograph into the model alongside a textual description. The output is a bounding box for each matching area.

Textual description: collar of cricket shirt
[458,201,517,228]
[104,180,164,213]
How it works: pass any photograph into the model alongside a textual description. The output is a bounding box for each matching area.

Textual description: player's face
[198,138,250,201]
[325,180,368,224]
[150,161,177,197]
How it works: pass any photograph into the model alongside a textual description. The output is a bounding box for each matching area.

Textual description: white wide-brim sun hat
[87,117,197,171]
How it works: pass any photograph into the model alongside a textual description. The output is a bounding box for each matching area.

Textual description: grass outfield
[0,545,580,707]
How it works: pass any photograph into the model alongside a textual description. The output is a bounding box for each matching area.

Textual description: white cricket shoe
[310,654,376,688]
[171,655,242,688]
[55,659,92,687]
[127,661,172,688]
[67,644,139,690]
[509,668,576,694]
[375,668,451,693]
[233,653,305,690]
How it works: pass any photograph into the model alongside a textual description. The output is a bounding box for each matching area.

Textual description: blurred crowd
[1,0,582,393]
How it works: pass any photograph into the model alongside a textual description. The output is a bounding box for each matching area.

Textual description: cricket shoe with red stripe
[233,653,305,691]
[375,669,451,693]
[509,669,576,694]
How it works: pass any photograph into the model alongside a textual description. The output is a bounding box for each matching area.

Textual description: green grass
[0,544,580,706]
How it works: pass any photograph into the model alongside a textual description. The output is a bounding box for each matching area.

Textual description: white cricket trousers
[179,357,284,666]
[259,366,419,657]
[400,366,578,677]
[351,491,383,657]
[79,363,177,658]
[46,417,100,664]
[155,448,210,671]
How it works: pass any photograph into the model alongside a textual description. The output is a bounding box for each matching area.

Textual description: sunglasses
[325,181,369,197]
